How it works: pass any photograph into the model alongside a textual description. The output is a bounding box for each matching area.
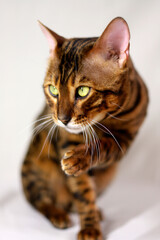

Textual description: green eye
[77,86,90,98]
[49,85,58,97]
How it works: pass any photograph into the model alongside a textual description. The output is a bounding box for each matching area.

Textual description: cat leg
[89,162,118,196]
[67,174,103,240]
[21,132,72,229]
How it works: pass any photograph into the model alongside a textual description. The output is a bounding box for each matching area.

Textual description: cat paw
[61,146,90,176]
[42,205,72,229]
[49,208,71,229]
[78,228,103,240]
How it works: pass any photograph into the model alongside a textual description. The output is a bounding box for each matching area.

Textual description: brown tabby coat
[21,17,148,240]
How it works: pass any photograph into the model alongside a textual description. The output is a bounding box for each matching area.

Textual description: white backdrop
[1,0,160,239]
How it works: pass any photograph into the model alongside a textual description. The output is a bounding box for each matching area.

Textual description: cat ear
[38,21,65,56]
[93,17,130,67]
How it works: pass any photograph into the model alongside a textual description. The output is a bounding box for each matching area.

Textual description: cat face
[40,18,130,134]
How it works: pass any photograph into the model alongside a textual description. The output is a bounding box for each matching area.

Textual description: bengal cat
[21,17,148,240]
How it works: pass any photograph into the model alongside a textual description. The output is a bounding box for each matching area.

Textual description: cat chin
[65,126,82,134]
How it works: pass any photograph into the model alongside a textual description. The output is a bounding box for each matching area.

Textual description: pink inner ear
[96,18,130,66]
[38,21,57,52]
[106,19,130,54]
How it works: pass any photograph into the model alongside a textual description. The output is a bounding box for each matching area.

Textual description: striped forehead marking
[59,38,97,85]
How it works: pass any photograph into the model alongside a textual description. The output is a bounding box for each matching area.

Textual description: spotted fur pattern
[21,18,148,240]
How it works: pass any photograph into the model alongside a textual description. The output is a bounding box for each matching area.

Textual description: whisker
[81,125,86,146]
[81,124,89,155]
[32,118,52,133]
[107,112,126,121]
[91,119,124,153]
[19,114,52,135]
[91,125,101,162]
[88,122,100,163]
[37,123,55,160]
[48,124,57,158]
[55,126,59,141]
[110,102,125,111]
[85,126,89,153]
[86,123,94,167]
[32,119,53,140]
[28,114,52,126]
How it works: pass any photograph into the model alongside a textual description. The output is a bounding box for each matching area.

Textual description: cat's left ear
[38,21,65,56]
[92,17,130,68]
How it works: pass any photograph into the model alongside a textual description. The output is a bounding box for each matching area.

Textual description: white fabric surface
[0,179,160,240]
[1,0,160,239]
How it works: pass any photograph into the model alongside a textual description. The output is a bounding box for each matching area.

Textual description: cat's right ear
[38,21,65,56]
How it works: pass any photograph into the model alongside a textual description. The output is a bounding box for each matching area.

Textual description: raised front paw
[61,145,91,176]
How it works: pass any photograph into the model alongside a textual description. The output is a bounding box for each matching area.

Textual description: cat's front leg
[61,144,92,176]
[67,174,103,240]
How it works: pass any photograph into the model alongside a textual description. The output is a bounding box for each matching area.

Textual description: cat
[21,17,148,240]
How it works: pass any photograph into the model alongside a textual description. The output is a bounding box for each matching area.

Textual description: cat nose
[58,115,71,125]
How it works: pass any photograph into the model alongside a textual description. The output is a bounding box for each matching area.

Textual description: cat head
[39,17,130,134]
